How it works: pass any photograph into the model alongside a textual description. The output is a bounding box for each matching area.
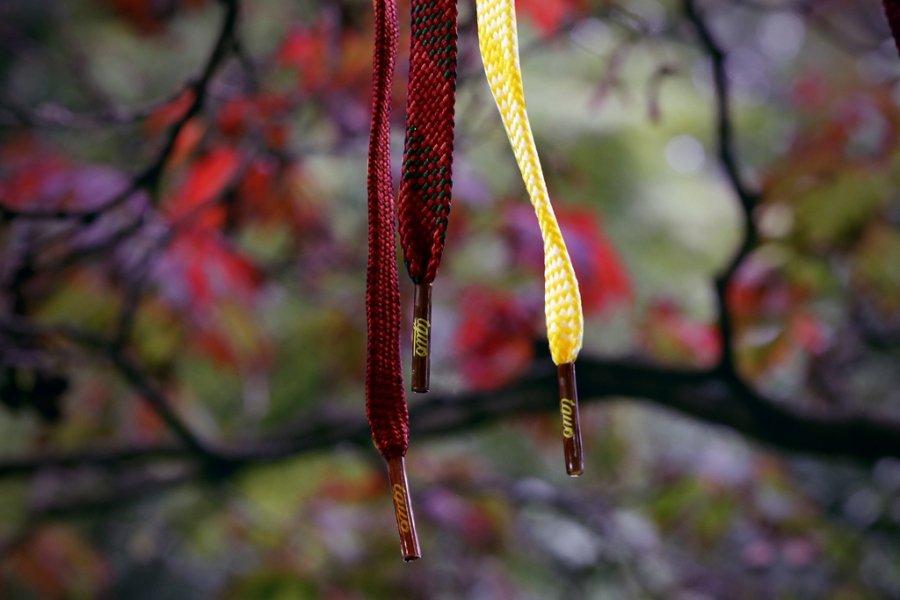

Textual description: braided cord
[366,0,408,461]
[475,0,583,365]
[398,0,458,285]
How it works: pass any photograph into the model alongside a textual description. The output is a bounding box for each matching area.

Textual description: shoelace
[475,0,586,475]
[398,0,459,393]
[366,0,420,561]
[367,0,587,560]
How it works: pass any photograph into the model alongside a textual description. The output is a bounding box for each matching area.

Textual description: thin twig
[0,87,190,131]
[137,0,241,196]
[682,0,761,374]
[0,318,217,461]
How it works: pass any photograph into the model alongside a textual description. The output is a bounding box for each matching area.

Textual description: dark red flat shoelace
[366,0,420,562]
[398,0,459,393]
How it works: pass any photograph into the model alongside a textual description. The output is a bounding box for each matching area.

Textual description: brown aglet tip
[558,362,584,477]
[387,456,421,561]
[411,282,433,393]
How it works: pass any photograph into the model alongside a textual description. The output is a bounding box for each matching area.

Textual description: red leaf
[277,26,329,90]
[168,119,206,168]
[216,98,255,139]
[0,138,69,210]
[164,147,242,229]
[790,312,827,354]
[254,93,292,117]
[232,160,326,233]
[727,259,804,321]
[643,300,720,366]
[216,94,291,147]
[166,232,259,304]
[556,207,633,313]
[0,138,137,214]
[516,0,581,36]
[145,90,194,138]
[504,203,632,314]
[192,328,240,366]
[153,230,264,366]
[454,289,537,390]
[238,158,278,205]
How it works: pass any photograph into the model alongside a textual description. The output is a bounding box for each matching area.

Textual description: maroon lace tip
[411,283,433,393]
[558,362,584,477]
[387,456,421,561]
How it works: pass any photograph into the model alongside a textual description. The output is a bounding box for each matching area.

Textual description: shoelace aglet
[411,282,433,393]
[558,362,584,476]
[387,456,421,561]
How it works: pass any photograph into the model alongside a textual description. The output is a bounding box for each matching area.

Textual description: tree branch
[0,319,216,461]
[2,351,898,482]
[0,0,241,220]
[682,0,760,375]
[136,0,240,196]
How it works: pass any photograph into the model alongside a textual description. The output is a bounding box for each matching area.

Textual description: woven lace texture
[366,0,408,460]
[475,0,583,364]
[398,0,459,284]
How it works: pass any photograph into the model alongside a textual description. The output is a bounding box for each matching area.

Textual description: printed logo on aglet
[560,398,576,439]
[393,484,411,533]
[412,318,431,358]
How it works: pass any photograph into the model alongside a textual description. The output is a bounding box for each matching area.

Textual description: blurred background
[2,0,900,597]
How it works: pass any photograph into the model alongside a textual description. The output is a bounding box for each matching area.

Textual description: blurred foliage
[1,0,900,598]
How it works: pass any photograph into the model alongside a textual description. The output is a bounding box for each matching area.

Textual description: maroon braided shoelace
[398,0,459,393]
[366,0,420,561]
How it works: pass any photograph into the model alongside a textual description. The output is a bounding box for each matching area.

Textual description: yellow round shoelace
[476,0,586,476]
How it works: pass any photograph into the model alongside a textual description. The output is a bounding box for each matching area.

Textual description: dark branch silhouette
[2,347,899,486]
[683,0,760,377]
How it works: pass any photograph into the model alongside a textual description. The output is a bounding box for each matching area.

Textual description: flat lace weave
[397,0,459,393]
[366,0,421,562]
[398,0,458,286]
[366,0,407,462]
